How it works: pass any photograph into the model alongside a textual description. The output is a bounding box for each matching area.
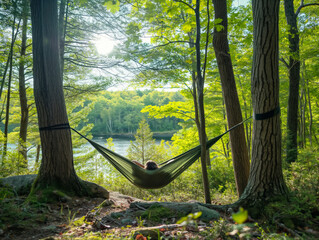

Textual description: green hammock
[72,120,247,189]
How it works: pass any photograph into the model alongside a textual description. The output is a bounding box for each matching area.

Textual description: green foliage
[0,191,48,232]
[0,184,15,200]
[104,0,120,13]
[199,218,232,239]
[177,211,202,225]
[87,90,184,136]
[232,207,248,224]
[126,119,171,164]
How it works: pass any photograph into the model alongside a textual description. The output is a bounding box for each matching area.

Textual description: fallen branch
[275,220,301,238]
[136,223,184,231]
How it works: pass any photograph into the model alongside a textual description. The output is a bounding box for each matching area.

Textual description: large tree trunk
[30,0,85,194]
[284,0,300,164]
[18,0,29,166]
[240,0,288,202]
[212,0,250,197]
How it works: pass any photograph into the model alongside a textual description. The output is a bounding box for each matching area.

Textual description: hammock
[71,120,247,189]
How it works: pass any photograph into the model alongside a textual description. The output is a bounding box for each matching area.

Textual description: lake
[88,137,166,157]
[7,137,168,160]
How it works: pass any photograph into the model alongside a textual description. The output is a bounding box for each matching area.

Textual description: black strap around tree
[254,106,280,120]
[39,123,71,131]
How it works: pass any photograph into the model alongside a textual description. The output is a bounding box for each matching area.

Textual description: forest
[0,0,318,239]
[87,90,184,136]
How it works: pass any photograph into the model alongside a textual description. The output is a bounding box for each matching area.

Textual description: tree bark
[3,16,20,160]
[58,0,69,76]
[188,37,211,167]
[18,0,29,165]
[212,0,250,197]
[195,0,210,204]
[284,0,300,163]
[304,61,312,146]
[30,0,85,194]
[240,0,288,202]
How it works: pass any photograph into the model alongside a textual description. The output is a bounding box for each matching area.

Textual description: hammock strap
[39,123,70,131]
[254,106,280,120]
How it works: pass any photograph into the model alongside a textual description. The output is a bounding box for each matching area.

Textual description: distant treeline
[87,90,184,136]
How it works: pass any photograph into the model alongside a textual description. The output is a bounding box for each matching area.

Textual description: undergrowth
[1,146,318,239]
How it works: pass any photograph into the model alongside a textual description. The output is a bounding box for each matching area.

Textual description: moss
[28,176,94,203]
[140,203,178,222]
[257,193,317,232]
[27,186,73,204]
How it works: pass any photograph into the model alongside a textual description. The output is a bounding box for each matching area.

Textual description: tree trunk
[284,0,300,163]
[18,0,29,166]
[30,0,86,194]
[238,76,252,159]
[191,71,211,166]
[240,0,288,202]
[212,0,250,197]
[3,16,19,160]
[299,73,306,148]
[195,0,210,204]
[0,16,19,101]
[304,61,312,146]
[58,0,69,76]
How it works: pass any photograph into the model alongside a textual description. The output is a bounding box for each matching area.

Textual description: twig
[296,1,319,16]
[275,220,301,238]
[136,223,184,231]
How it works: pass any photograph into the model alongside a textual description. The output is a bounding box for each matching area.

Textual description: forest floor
[1,190,319,240]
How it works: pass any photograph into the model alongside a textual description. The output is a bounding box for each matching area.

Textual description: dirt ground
[1,191,214,240]
[2,190,317,240]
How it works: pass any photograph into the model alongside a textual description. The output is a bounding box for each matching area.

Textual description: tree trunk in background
[195,0,210,204]
[304,62,313,146]
[3,16,20,160]
[240,0,288,202]
[238,76,252,159]
[18,0,29,166]
[30,0,86,194]
[284,0,300,164]
[3,44,13,160]
[58,0,68,76]
[188,35,211,167]
[0,14,19,102]
[212,0,250,197]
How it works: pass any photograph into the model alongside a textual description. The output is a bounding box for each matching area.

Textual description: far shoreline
[92,131,176,140]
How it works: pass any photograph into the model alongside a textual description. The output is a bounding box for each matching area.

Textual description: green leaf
[232,207,248,224]
[104,0,120,13]
[182,23,193,32]
[215,24,224,32]
[177,216,188,224]
[193,211,202,219]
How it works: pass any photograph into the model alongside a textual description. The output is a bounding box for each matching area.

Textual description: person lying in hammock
[132,160,159,170]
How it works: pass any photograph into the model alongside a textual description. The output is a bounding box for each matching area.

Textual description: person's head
[145,160,158,170]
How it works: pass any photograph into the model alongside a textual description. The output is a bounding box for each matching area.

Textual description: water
[7,137,167,160]
[92,137,132,156]
[89,137,165,157]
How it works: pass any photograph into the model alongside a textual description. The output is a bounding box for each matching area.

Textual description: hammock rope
[71,117,251,189]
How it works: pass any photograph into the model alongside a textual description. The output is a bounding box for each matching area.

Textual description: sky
[95,0,251,90]
[233,0,250,7]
